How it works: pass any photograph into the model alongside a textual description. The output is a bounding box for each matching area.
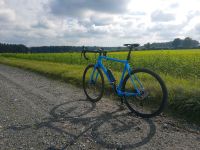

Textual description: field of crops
[0,49,199,123]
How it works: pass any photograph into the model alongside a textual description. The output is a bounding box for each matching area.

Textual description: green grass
[0,57,84,85]
[0,50,199,124]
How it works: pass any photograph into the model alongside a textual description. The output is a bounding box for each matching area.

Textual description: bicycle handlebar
[81,46,106,60]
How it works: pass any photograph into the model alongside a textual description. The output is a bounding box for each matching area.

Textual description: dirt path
[0,64,199,150]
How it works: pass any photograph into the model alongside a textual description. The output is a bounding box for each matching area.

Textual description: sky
[0,0,200,46]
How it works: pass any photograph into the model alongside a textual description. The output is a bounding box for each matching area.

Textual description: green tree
[144,42,151,49]
[172,38,182,49]
[183,37,199,48]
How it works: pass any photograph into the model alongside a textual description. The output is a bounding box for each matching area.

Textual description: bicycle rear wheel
[122,68,167,118]
[83,64,104,102]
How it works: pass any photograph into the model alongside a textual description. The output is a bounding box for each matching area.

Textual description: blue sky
[0,0,200,46]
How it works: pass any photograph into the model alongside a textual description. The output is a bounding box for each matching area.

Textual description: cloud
[195,23,200,34]
[49,0,130,18]
[186,11,200,22]
[90,15,114,26]
[129,11,146,16]
[0,9,15,22]
[0,0,15,22]
[169,3,179,8]
[147,23,186,41]
[151,10,175,22]
[31,19,56,29]
[0,0,4,6]
[32,22,49,29]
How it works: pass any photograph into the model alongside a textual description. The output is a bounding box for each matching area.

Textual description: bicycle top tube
[98,55,128,64]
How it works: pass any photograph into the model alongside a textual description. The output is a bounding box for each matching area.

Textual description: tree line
[0,37,199,53]
[0,44,121,53]
[0,43,29,53]
[143,37,199,50]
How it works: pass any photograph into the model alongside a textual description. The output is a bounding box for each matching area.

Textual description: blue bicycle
[82,44,168,118]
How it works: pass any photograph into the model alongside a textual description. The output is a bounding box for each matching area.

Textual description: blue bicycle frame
[90,55,144,97]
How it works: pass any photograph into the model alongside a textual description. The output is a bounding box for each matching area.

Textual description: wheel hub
[136,90,149,100]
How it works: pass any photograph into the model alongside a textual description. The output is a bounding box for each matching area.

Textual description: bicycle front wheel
[122,68,167,118]
[83,64,104,102]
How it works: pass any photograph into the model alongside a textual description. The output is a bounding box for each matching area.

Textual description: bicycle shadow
[6,99,156,149]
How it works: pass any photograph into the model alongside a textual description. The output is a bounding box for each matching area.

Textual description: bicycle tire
[122,68,168,118]
[83,64,104,102]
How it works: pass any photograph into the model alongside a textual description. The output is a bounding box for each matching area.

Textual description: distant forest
[0,37,199,53]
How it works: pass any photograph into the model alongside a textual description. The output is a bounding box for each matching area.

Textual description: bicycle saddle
[124,44,140,48]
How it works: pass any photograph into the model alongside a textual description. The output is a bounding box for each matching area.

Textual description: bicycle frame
[91,55,143,97]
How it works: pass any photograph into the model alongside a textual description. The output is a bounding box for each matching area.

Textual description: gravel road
[0,64,199,150]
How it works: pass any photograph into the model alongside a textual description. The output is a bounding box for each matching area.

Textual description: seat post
[127,46,133,61]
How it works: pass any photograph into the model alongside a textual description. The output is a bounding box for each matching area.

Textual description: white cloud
[151,10,175,22]
[90,15,114,26]
[0,0,15,22]
[49,0,130,17]
[32,18,57,29]
[0,9,15,22]
[169,3,179,8]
